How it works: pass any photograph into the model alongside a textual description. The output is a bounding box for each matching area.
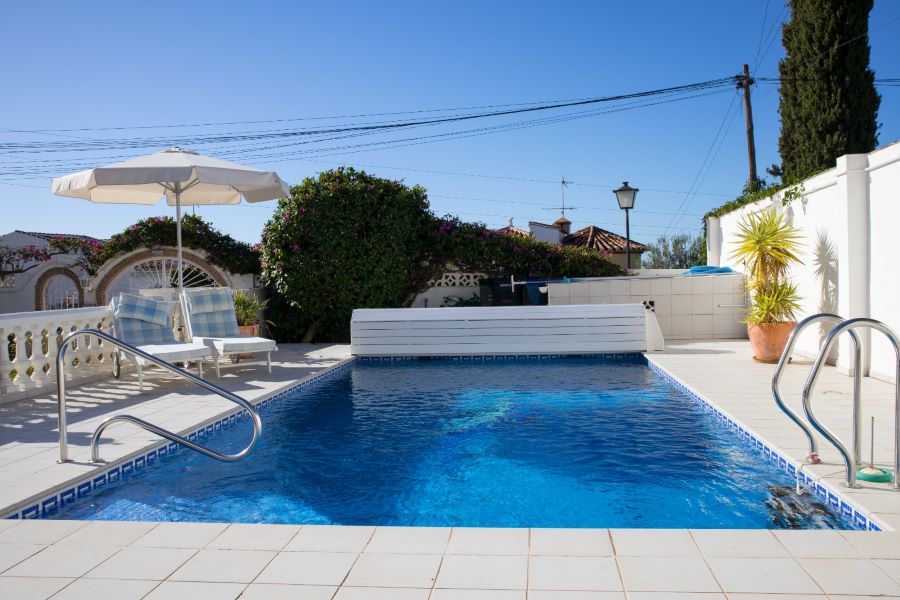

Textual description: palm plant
[730,208,803,325]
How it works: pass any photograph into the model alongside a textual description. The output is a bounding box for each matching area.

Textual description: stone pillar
[835,154,871,374]
[706,216,722,266]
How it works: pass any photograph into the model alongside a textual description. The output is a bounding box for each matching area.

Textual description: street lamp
[613,181,638,271]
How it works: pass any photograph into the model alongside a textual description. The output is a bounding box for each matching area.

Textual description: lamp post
[613,181,638,271]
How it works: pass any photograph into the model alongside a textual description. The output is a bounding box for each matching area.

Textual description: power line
[0,77,736,156]
[664,92,741,232]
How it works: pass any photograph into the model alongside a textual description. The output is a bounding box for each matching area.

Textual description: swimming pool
[53,356,848,528]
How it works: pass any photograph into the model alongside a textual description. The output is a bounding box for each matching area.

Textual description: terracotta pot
[236,324,259,359]
[747,322,796,363]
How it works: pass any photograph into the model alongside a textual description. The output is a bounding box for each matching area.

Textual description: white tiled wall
[548,273,747,340]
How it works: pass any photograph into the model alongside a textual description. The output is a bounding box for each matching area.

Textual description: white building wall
[710,141,900,381]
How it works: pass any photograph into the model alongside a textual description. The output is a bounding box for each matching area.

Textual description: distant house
[0,230,103,313]
[501,216,647,270]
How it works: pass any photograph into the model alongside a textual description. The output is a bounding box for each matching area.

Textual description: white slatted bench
[350,304,664,357]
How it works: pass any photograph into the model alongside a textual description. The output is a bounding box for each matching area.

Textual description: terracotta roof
[562,225,647,253]
[553,216,571,225]
[494,225,530,238]
[15,230,105,244]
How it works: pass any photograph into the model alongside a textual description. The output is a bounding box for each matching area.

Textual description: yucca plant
[730,208,804,325]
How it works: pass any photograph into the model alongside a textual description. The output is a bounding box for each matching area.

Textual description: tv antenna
[543,177,581,215]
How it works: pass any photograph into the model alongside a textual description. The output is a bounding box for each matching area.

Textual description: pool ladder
[56,328,261,464]
[773,313,900,489]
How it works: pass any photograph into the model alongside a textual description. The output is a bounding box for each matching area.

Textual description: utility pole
[739,63,758,186]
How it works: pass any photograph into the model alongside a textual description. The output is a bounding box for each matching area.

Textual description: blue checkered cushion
[113,295,176,345]
[186,288,240,337]
[187,288,235,314]
[115,293,171,327]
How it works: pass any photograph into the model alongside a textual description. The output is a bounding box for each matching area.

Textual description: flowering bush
[260,168,622,342]
[0,236,100,276]
[90,215,259,275]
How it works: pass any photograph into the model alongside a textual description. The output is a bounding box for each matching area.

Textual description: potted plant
[730,207,803,363]
[233,290,271,357]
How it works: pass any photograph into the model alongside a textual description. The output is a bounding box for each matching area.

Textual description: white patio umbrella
[51,147,290,290]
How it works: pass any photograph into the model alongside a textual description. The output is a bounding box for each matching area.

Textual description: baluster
[10,326,34,392]
[0,328,13,397]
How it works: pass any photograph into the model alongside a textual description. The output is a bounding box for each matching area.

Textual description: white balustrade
[0,306,112,403]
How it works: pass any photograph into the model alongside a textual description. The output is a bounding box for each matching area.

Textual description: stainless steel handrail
[56,328,262,464]
[803,318,900,489]
[772,313,861,465]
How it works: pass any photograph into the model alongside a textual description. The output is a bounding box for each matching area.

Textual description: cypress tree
[777,0,880,180]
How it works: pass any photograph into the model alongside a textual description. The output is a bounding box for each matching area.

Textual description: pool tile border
[645,358,885,532]
[2,357,357,521]
[4,352,882,531]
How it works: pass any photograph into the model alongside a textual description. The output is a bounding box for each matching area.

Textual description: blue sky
[1,1,898,245]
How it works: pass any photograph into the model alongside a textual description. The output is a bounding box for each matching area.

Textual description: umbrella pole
[175,185,184,292]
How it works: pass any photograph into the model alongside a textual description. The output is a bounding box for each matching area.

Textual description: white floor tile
[0,576,73,600]
[143,580,246,600]
[436,554,527,590]
[365,526,450,554]
[344,552,441,588]
[705,557,821,594]
[617,557,719,593]
[54,521,156,548]
[85,546,196,581]
[529,556,622,591]
[255,551,357,585]
[446,527,529,555]
[49,578,159,600]
[0,543,45,573]
[169,549,276,583]
[207,524,300,551]
[527,592,625,600]
[529,529,612,556]
[773,530,864,558]
[433,590,525,599]
[611,529,699,557]
[0,520,86,545]
[284,525,374,553]
[334,587,431,600]
[131,522,228,549]
[842,531,900,558]
[799,557,900,596]
[238,583,336,600]
[690,529,787,557]
[5,545,119,578]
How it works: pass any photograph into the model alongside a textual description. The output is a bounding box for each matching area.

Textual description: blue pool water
[54,357,848,528]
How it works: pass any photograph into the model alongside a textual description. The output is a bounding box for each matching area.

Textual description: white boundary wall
[708,142,900,382]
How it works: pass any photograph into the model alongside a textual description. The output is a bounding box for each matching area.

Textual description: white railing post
[0,306,112,404]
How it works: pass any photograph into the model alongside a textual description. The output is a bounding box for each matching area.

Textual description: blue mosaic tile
[21,505,39,519]
[77,482,92,498]
[60,488,76,505]
[41,497,58,515]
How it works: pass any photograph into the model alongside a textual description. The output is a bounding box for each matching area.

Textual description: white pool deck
[2,340,900,598]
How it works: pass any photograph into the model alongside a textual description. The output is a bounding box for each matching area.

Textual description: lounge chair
[181,287,277,377]
[110,293,212,390]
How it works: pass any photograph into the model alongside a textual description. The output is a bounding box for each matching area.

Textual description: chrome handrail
[803,318,900,489]
[56,328,262,464]
[772,313,861,465]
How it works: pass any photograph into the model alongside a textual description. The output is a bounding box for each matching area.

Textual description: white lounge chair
[181,287,277,377]
[110,293,212,390]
